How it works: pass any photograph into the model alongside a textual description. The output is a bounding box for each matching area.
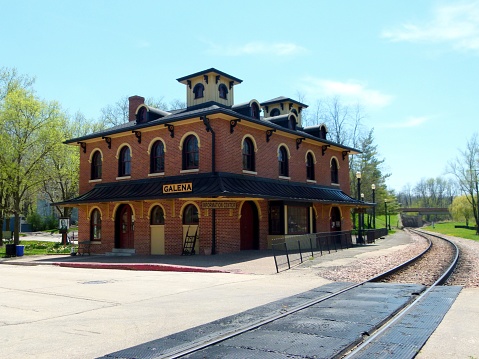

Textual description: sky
[1,0,478,192]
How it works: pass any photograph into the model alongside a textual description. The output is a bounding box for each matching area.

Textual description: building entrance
[240,201,259,250]
[116,204,134,249]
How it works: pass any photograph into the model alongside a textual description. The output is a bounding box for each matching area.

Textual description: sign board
[59,217,70,232]
[202,202,237,209]
[162,183,193,194]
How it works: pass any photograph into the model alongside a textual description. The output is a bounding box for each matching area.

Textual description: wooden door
[119,205,134,248]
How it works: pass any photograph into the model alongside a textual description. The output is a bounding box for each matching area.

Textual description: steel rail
[158,229,451,359]
[343,229,460,358]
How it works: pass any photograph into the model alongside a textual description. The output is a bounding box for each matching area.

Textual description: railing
[272,231,354,273]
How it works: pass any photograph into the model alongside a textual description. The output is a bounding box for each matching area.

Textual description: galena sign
[162,183,193,194]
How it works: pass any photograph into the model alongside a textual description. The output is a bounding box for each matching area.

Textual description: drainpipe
[201,116,217,254]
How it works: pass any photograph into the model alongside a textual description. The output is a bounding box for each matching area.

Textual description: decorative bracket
[296,137,306,150]
[280,103,284,110]
[78,142,86,153]
[342,150,350,160]
[203,75,208,84]
[165,124,174,138]
[132,130,142,144]
[264,105,269,114]
[229,119,241,134]
[102,136,112,149]
[289,103,293,110]
[201,116,212,133]
[322,145,330,156]
[266,129,276,142]
[186,80,191,89]
[229,81,234,90]
[215,75,220,84]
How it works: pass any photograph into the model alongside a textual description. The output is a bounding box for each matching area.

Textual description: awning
[56,172,365,206]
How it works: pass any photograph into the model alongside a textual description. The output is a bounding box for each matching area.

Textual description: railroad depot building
[60,68,363,255]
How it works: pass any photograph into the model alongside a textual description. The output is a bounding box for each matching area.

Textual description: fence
[272,231,353,273]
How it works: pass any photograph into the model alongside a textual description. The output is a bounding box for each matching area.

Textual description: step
[105,248,136,256]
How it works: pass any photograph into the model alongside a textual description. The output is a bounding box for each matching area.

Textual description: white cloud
[382,116,429,129]
[299,77,393,109]
[382,1,479,52]
[205,41,307,56]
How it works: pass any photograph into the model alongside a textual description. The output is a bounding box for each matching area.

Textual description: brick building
[60,68,363,255]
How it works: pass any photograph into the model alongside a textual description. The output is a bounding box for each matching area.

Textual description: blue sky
[2,1,478,192]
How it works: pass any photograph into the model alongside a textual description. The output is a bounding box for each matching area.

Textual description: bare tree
[447,133,479,234]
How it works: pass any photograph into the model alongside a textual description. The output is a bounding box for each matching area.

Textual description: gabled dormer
[260,96,308,128]
[177,68,243,109]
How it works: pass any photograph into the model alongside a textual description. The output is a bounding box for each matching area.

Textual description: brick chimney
[128,96,145,122]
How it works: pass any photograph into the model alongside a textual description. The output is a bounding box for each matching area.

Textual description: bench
[78,241,91,255]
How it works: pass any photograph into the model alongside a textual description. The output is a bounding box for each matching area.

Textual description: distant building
[59,68,362,255]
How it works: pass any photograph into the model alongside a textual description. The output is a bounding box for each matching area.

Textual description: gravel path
[303,229,479,288]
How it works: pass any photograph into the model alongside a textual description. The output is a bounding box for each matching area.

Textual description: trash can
[5,244,16,257]
[16,245,25,257]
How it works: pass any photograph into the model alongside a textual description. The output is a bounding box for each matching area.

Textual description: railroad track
[101,230,460,359]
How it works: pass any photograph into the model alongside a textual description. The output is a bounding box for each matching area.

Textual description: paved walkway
[2,230,478,357]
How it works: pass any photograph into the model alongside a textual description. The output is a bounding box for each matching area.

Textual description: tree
[447,133,479,234]
[450,195,474,226]
[0,87,66,244]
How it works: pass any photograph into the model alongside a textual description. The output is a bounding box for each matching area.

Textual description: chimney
[128,96,145,122]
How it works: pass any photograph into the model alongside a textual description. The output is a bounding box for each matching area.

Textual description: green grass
[0,240,74,257]
[423,221,479,241]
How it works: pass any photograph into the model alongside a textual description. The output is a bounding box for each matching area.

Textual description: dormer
[135,104,171,124]
[232,99,261,120]
[177,68,243,109]
[260,96,308,128]
[304,124,328,140]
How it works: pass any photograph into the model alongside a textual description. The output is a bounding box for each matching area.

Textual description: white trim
[279,176,291,180]
[242,170,257,175]
[88,179,102,183]
[116,176,131,180]
[180,169,199,174]
[331,182,340,187]
[307,179,317,183]
[148,172,165,177]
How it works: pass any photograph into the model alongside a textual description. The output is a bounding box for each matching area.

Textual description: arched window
[137,107,147,123]
[320,125,327,139]
[218,84,228,100]
[90,209,102,241]
[193,83,204,99]
[150,205,165,225]
[119,146,131,177]
[251,103,260,119]
[182,135,199,170]
[242,137,255,171]
[288,115,297,130]
[306,152,315,180]
[270,108,280,117]
[331,158,339,184]
[278,146,289,177]
[91,151,102,180]
[183,204,199,224]
[150,140,165,173]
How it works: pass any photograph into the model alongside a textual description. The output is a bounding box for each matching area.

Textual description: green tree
[0,87,66,244]
[449,195,474,226]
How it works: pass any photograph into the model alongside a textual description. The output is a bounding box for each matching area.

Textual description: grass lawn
[0,241,74,257]
[423,221,479,241]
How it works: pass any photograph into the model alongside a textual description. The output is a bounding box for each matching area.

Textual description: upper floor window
[306,152,315,180]
[183,204,199,224]
[270,108,280,117]
[91,151,102,180]
[90,208,102,241]
[137,107,147,123]
[150,205,165,225]
[331,158,339,184]
[193,83,204,99]
[320,125,327,139]
[218,84,228,99]
[150,140,165,173]
[278,146,289,177]
[183,135,199,170]
[251,103,260,119]
[119,146,131,177]
[242,137,255,171]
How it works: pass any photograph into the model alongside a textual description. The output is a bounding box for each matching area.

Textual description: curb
[53,262,231,273]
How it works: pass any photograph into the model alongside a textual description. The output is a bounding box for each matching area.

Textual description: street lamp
[384,199,388,231]
[356,172,363,244]
[371,184,376,229]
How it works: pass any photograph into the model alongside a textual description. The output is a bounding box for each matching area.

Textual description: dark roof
[57,172,364,206]
[260,96,308,108]
[176,68,243,84]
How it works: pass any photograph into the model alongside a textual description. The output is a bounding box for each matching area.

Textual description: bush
[27,212,44,231]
